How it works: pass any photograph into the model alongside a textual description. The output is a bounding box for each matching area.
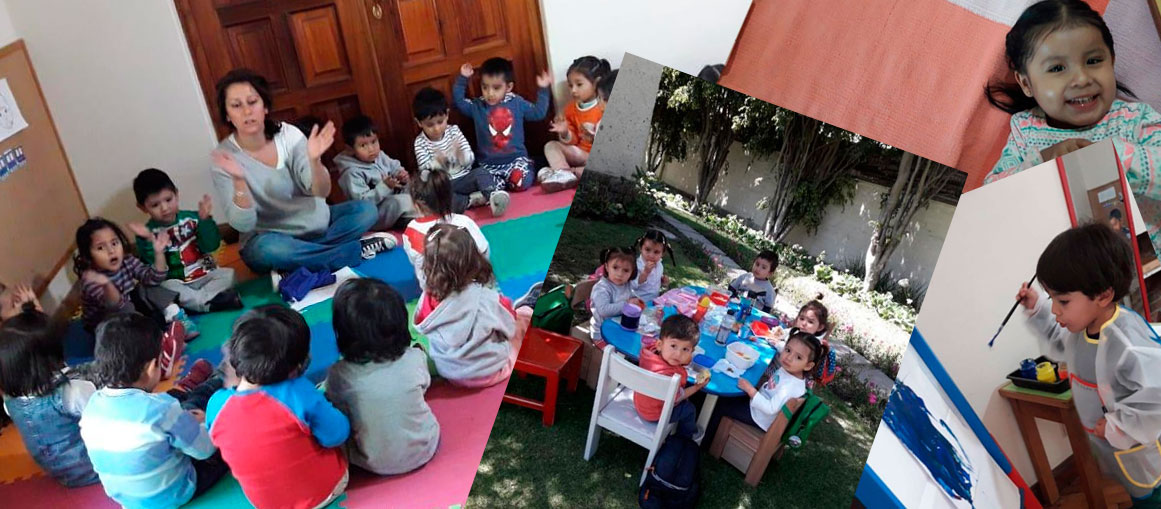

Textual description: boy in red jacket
[634,314,709,439]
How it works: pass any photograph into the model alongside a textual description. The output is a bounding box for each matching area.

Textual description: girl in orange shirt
[538,56,612,192]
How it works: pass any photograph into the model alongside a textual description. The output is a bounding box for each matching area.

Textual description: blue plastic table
[599,295,778,437]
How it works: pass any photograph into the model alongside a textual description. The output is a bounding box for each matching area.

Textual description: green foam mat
[481,207,568,281]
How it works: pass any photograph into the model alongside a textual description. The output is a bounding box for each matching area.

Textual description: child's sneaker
[175,359,213,392]
[207,288,244,312]
[514,281,543,310]
[158,321,186,379]
[541,169,578,193]
[467,191,488,209]
[536,166,554,183]
[360,232,397,260]
[489,190,510,217]
[508,168,526,191]
[165,305,200,341]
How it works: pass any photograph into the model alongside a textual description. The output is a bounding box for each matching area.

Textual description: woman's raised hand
[211,150,246,180]
[307,121,337,162]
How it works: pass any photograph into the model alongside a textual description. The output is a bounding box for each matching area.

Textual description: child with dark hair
[632,229,676,303]
[413,87,507,216]
[455,57,552,193]
[0,307,99,487]
[1016,223,1161,503]
[403,169,491,289]
[325,279,439,475]
[335,114,417,230]
[414,224,519,387]
[1108,208,1132,240]
[207,305,350,509]
[589,246,645,346]
[633,314,709,439]
[79,313,227,508]
[74,218,193,376]
[984,0,1161,255]
[538,56,613,192]
[729,249,779,313]
[131,168,242,314]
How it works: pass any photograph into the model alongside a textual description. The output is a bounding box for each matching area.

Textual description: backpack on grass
[639,436,700,509]
[530,285,573,336]
[780,390,830,448]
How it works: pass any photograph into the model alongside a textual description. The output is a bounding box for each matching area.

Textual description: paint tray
[1005,355,1070,393]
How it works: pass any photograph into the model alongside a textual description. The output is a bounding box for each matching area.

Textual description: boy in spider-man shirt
[454,57,551,193]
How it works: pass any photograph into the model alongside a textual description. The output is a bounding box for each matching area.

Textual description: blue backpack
[639,436,700,509]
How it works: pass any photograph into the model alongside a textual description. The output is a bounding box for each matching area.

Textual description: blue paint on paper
[883,381,974,505]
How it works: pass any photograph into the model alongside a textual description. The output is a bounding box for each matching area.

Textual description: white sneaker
[490,190,510,217]
[360,232,397,259]
[541,169,579,193]
[537,166,554,183]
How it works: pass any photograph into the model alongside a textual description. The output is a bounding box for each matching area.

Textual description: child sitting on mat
[130,168,242,314]
[208,305,350,509]
[729,249,779,314]
[454,57,551,193]
[326,279,440,475]
[0,306,99,487]
[413,87,509,216]
[335,115,418,230]
[403,168,490,290]
[538,56,612,192]
[1016,224,1161,504]
[589,246,645,348]
[414,224,519,388]
[633,314,709,440]
[984,0,1161,254]
[80,313,227,508]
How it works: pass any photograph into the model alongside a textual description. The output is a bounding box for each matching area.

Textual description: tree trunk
[763,113,858,241]
[863,152,956,292]
[694,101,734,206]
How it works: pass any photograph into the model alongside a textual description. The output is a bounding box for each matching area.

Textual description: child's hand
[695,373,711,389]
[434,149,450,167]
[395,170,410,185]
[188,409,206,424]
[536,70,552,88]
[383,174,400,189]
[13,284,39,311]
[630,297,645,309]
[460,63,474,77]
[1016,282,1039,310]
[211,150,246,180]
[549,118,568,135]
[737,378,756,396]
[83,270,110,287]
[306,121,336,162]
[1040,139,1093,162]
[151,230,171,253]
[661,275,670,287]
[1095,417,1107,438]
[126,222,152,240]
[198,194,213,220]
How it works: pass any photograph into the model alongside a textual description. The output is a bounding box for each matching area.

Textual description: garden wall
[658,144,954,287]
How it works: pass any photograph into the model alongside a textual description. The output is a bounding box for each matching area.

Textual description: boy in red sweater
[634,314,709,439]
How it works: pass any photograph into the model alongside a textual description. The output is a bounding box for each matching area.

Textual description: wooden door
[175,0,394,160]
[363,0,552,168]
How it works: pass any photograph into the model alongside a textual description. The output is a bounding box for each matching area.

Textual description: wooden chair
[502,327,583,426]
[584,345,682,486]
[709,397,804,487]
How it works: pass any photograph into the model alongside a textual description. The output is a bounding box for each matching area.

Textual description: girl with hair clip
[403,168,490,290]
[413,224,518,388]
[767,295,839,386]
[538,56,613,192]
[632,229,676,303]
[589,246,645,348]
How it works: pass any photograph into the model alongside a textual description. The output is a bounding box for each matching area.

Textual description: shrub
[824,355,890,428]
[571,168,660,224]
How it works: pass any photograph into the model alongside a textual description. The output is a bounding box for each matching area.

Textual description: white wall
[0,1,16,47]
[914,161,1074,484]
[659,144,955,286]
[539,0,750,104]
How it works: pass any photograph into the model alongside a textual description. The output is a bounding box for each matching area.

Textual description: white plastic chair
[584,345,683,485]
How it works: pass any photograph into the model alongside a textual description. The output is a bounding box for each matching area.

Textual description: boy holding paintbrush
[1015,224,1161,504]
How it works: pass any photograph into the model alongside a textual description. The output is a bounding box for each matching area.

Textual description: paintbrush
[989,273,1037,348]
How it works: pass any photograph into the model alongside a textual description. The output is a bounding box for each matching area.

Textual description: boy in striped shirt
[413,87,509,217]
[80,313,227,509]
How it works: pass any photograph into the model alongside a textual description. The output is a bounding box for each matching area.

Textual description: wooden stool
[503,327,583,426]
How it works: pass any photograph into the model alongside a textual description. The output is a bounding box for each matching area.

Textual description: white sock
[164,304,181,322]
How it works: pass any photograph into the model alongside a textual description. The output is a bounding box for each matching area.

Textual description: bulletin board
[0,40,88,293]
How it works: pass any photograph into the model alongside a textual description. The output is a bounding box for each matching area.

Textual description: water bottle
[717,309,736,346]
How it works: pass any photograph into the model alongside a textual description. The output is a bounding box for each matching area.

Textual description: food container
[709,292,729,307]
[620,302,642,330]
[726,342,760,371]
[688,361,712,385]
[750,320,771,339]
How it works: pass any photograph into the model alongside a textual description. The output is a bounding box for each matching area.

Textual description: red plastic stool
[502,327,583,426]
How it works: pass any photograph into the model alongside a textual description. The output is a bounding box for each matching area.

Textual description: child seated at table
[729,250,778,313]
[1016,223,1161,502]
[704,330,828,445]
[767,295,829,349]
[589,246,644,348]
[632,229,675,303]
[633,314,710,440]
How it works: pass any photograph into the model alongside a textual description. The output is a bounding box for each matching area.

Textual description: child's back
[82,388,214,508]
[3,373,97,487]
[208,377,348,507]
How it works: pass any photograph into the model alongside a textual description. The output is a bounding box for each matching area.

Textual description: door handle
[371,3,383,19]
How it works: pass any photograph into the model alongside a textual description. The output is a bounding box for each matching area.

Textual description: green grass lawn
[471,215,874,508]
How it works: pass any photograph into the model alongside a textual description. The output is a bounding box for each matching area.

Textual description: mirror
[1057,139,1157,320]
